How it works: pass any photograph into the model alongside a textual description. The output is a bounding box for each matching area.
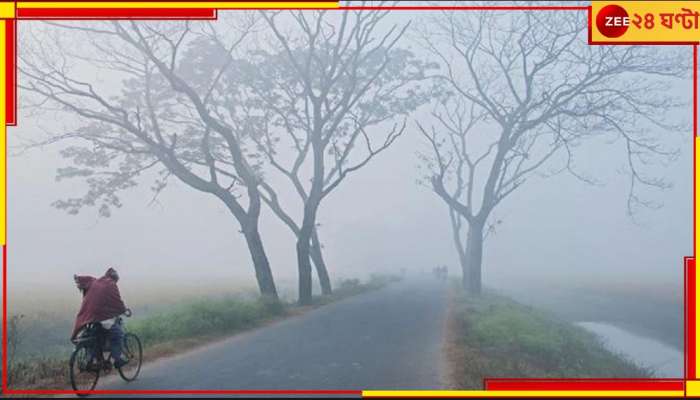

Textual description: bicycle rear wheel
[69,344,100,395]
[118,332,142,381]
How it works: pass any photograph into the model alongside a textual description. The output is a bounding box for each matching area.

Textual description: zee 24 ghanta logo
[596,4,631,38]
[595,3,700,39]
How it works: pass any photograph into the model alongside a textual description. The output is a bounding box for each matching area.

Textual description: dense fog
[7,3,692,336]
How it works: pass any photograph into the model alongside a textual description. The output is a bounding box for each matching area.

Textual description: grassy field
[446,287,650,388]
[3,274,399,390]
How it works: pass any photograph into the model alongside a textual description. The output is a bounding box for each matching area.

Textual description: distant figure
[72,267,131,368]
[433,265,448,281]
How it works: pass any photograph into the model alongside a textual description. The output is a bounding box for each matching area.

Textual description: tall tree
[417,10,687,294]
[19,18,280,300]
[251,9,433,304]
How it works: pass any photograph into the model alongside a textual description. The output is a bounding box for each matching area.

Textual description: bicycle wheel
[118,332,142,381]
[69,344,100,395]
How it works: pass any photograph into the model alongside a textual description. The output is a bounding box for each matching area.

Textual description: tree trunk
[296,234,314,305]
[296,200,317,305]
[257,187,331,296]
[297,191,325,304]
[242,226,278,301]
[463,220,484,295]
[297,105,326,306]
[458,251,469,289]
[310,229,332,295]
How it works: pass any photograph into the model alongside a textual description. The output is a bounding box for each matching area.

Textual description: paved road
[99,277,450,392]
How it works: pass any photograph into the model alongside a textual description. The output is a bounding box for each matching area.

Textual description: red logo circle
[596,4,630,38]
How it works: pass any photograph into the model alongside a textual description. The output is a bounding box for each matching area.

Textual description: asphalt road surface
[99,277,450,392]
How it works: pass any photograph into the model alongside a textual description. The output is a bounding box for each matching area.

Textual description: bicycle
[69,310,142,395]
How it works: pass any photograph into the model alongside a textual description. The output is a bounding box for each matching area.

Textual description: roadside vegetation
[502,279,683,351]
[447,287,650,388]
[3,274,399,390]
[128,273,401,347]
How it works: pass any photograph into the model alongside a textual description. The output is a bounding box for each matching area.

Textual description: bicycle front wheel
[118,332,142,381]
[69,344,100,395]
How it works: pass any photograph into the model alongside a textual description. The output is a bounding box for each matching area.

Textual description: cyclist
[71,267,130,368]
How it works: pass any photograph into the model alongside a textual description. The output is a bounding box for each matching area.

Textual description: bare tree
[248,8,433,304]
[417,10,687,294]
[19,18,281,300]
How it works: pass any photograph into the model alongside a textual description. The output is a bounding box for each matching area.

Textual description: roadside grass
[129,296,286,347]
[500,280,683,350]
[3,274,398,391]
[447,286,651,389]
[3,297,286,391]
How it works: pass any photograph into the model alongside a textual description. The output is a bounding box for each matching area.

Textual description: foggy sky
[6,6,693,306]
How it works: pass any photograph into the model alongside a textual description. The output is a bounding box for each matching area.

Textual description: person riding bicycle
[71,267,130,368]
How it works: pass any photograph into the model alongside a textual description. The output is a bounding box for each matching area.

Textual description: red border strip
[484,379,685,391]
[688,257,696,380]
[16,8,217,20]
[5,19,14,126]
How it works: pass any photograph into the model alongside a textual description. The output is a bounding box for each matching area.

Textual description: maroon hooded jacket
[71,269,127,339]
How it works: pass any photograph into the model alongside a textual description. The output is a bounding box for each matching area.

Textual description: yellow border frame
[1,2,696,398]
